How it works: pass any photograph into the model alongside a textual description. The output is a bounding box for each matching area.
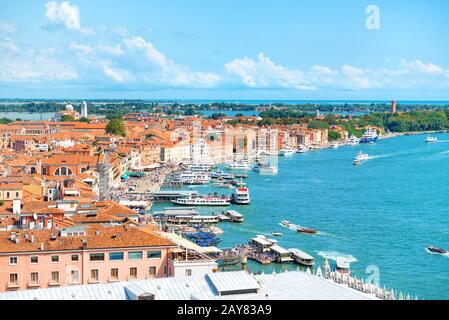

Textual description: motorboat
[279,146,295,156]
[271,232,283,237]
[353,151,369,165]
[210,170,234,180]
[297,226,317,234]
[289,248,315,267]
[425,136,438,143]
[297,145,310,153]
[280,220,293,228]
[427,246,447,254]
[179,173,210,185]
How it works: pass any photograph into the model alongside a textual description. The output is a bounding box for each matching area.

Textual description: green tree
[78,117,91,123]
[60,115,75,122]
[307,120,330,129]
[106,117,126,137]
[328,130,342,141]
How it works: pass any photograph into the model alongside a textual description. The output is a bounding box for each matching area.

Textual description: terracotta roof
[0,225,175,254]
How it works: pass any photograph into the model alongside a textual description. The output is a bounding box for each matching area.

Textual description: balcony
[27,281,40,288]
[48,280,61,287]
[7,282,20,289]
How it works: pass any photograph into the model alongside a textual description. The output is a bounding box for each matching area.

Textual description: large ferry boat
[172,193,231,206]
[231,182,251,205]
[279,146,295,156]
[226,162,252,171]
[359,126,379,144]
[210,170,234,180]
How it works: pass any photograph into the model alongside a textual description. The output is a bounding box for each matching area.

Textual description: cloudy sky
[1,0,449,100]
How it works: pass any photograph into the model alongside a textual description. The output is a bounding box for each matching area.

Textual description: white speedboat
[354,151,369,163]
[226,162,252,171]
[425,135,438,143]
[297,145,310,153]
[289,248,315,267]
[231,182,250,205]
[279,146,295,156]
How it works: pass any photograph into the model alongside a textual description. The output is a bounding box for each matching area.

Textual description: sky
[0,0,449,100]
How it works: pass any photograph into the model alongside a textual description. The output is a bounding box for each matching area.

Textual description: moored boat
[231,181,250,205]
[225,210,244,223]
[289,248,315,267]
[359,126,379,144]
[335,257,351,274]
[172,193,231,206]
[279,146,295,156]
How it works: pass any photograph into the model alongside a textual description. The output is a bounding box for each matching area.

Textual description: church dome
[65,104,74,111]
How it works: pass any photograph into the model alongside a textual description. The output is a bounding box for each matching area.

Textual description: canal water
[152,133,449,299]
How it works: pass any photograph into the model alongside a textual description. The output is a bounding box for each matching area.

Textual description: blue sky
[0,0,449,100]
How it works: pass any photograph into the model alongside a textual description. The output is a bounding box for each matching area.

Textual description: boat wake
[278,222,299,231]
[317,251,358,263]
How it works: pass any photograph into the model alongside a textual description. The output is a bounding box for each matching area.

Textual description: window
[50,271,59,284]
[128,251,143,260]
[51,255,59,263]
[9,257,18,265]
[110,268,119,281]
[15,192,19,198]
[71,254,79,262]
[30,272,39,285]
[9,273,18,285]
[90,269,99,282]
[89,253,105,262]
[147,250,161,259]
[30,256,38,264]
[109,252,124,261]
[185,269,192,277]
[6,192,10,198]
[30,167,36,174]
[70,270,80,284]
[129,267,137,279]
[55,167,73,176]
[42,168,47,175]
[148,266,156,278]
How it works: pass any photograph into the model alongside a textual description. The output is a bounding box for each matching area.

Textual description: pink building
[0,225,177,292]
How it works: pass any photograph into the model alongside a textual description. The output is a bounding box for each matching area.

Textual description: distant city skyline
[1,0,449,100]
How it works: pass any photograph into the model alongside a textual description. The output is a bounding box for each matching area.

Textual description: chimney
[31,235,35,243]
[82,238,88,249]
[40,243,44,251]
[13,199,21,215]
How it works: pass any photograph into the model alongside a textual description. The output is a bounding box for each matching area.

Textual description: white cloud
[0,21,16,34]
[69,42,93,55]
[99,61,130,83]
[225,53,313,90]
[123,36,220,88]
[0,37,20,53]
[401,59,444,75]
[113,25,129,37]
[98,44,123,56]
[46,1,80,30]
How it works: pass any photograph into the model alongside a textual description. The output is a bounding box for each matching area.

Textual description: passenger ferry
[279,146,295,156]
[179,173,210,185]
[335,257,351,274]
[347,135,360,146]
[231,182,250,205]
[289,248,315,267]
[226,162,252,171]
[210,170,234,180]
[359,126,379,144]
[425,135,438,143]
[225,210,244,223]
[172,193,231,206]
[187,163,214,172]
